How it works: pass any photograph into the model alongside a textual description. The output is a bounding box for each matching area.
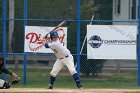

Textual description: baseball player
[43,31,83,89]
[0,57,21,89]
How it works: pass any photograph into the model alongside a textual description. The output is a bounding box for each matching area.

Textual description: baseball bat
[44,20,66,38]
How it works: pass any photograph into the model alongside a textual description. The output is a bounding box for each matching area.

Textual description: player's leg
[48,59,64,89]
[63,55,83,89]
[72,73,83,89]
[0,79,10,89]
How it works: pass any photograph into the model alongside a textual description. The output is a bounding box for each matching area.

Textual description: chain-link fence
[0,0,139,88]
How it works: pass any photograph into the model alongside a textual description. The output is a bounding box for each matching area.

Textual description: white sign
[87,25,137,59]
[24,26,67,53]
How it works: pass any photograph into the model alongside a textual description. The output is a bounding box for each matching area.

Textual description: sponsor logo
[88,35,102,48]
[88,35,136,48]
[25,27,65,51]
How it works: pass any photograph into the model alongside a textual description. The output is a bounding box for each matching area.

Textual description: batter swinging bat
[44,20,66,38]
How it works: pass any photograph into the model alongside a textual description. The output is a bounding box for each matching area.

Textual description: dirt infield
[0,88,140,93]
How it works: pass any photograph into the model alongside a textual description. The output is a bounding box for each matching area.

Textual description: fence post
[76,0,81,77]
[138,0,140,87]
[3,0,7,80]
[23,0,27,85]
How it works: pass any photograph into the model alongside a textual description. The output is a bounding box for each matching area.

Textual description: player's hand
[42,40,47,45]
[44,35,48,39]
[44,34,50,39]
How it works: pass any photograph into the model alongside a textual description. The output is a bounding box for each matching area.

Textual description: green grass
[5,68,138,88]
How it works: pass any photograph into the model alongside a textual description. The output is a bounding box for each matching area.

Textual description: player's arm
[44,42,55,50]
[0,57,13,76]
[0,67,12,75]
[42,40,51,48]
[1,65,20,79]
[0,58,12,76]
[0,57,21,85]
[44,43,50,48]
[2,66,21,85]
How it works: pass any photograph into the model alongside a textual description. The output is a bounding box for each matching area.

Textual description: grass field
[1,67,138,93]
[5,68,138,89]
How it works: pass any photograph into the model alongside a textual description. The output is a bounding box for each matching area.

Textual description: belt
[60,55,69,59]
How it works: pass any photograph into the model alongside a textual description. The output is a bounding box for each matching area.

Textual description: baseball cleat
[77,84,83,90]
[48,84,53,89]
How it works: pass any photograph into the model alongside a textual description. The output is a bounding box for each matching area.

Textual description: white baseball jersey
[45,40,77,77]
[48,40,71,59]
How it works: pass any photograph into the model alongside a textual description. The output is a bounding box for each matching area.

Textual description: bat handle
[44,33,49,38]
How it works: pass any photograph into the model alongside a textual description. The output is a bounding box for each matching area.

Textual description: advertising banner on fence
[87,25,137,59]
[24,26,67,53]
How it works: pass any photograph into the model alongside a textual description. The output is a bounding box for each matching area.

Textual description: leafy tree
[80,0,112,76]
[0,0,112,75]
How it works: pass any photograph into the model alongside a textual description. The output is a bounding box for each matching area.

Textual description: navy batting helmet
[50,31,59,38]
